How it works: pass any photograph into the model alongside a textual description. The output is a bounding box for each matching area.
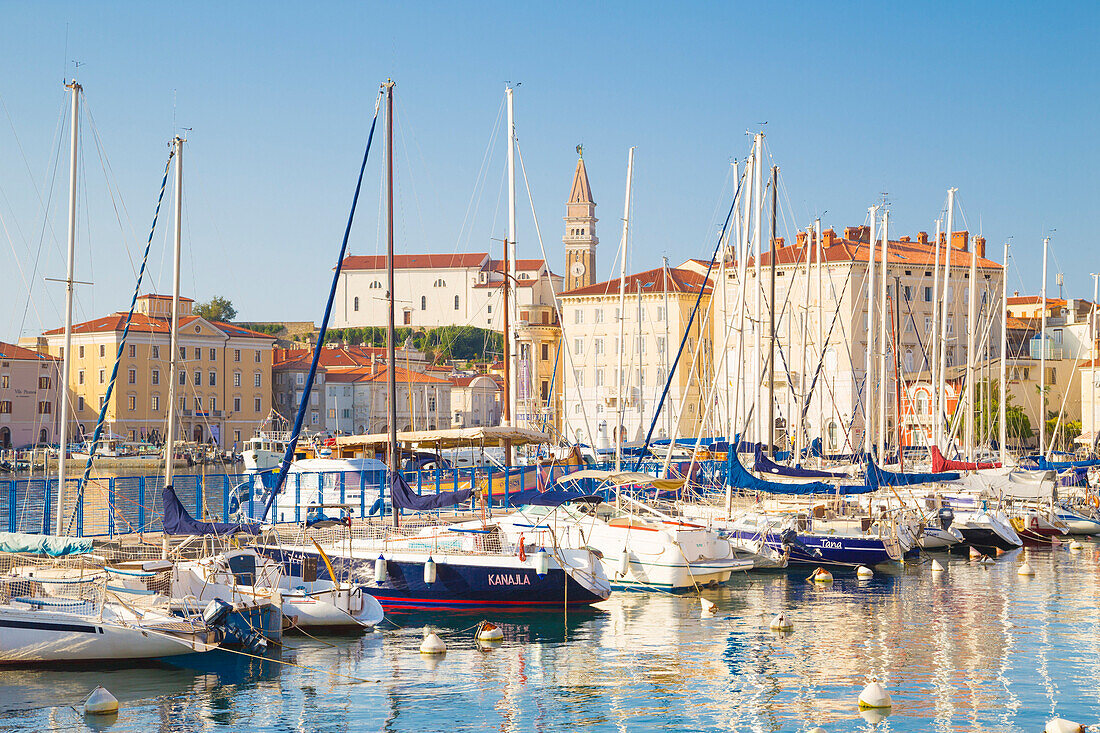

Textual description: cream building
[324,365,450,434]
[712,226,1004,452]
[0,342,61,449]
[558,266,713,448]
[449,374,501,428]
[38,294,275,448]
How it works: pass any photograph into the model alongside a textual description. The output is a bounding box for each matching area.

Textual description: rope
[64,152,174,536]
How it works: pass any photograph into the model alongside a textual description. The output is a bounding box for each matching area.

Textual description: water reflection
[2,545,1100,731]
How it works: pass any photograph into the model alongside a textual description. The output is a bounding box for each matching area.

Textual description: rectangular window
[924,316,932,332]
[0,375,7,389]
[37,401,51,415]
[77,396,84,411]
[573,369,584,387]
[639,340,646,354]
[234,349,241,362]
[128,369,136,385]
[79,345,85,358]
[595,338,604,355]
[296,373,304,386]
[254,373,262,387]
[152,345,159,359]
[99,344,105,358]
[151,369,160,385]
[233,372,241,387]
[209,371,217,386]
[99,369,105,384]
[127,395,136,411]
[946,317,954,335]
[255,351,261,363]
[574,309,583,325]
[924,287,932,302]
[595,310,604,323]
[194,370,201,386]
[209,348,216,361]
[180,396,186,411]
[541,343,549,360]
[210,396,216,411]
[596,369,605,386]
[311,410,318,424]
[657,306,665,321]
[234,430,241,443]
[179,371,187,385]
[151,395,159,411]
[254,397,261,412]
[0,401,10,413]
[129,344,136,358]
[37,375,50,389]
[179,346,186,360]
[234,397,241,411]
[903,285,912,300]
[99,395,106,409]
[195,397,202,409]
[328,408,336,419]
[194,348,201,360]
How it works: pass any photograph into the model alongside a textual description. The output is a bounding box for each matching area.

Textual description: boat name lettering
[488,573,532,586]
[821,540,843,549]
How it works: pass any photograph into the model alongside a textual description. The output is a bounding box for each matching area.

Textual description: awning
[554,469,686,491]
[333,426,552,451]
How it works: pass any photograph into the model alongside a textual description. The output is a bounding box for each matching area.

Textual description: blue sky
[1,1,1097,342]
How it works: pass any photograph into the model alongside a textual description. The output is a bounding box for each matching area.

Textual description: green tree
[972,379,1033,448]
[193,296,237,323]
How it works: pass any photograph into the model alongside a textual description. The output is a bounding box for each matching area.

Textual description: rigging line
[83,96,142,279]
[17,97,69,338]
[513,140,595,446]
[455,96,506,255]
[263,89,383,522]
[65,153,174,536]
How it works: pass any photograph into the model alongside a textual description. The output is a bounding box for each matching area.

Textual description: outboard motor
[937,508,954,531]
[780,527,822,558]
[202,598,268,654]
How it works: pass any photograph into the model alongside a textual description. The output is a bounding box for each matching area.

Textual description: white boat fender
[931,559,946,572]
[856,565,874,579]
[420,630,447,654]
[857,680,892,709]
[769,612,793,632]
[700,598,717,616]
[618,549,631,577]
[374,555,387,583]
[535,549,550,577]
[808,567,833,584]
[1045,718,1086,733]
[84,686,119,715]
[424,557,437,585]
[476,621,504,642]
[1018,561,1036,576]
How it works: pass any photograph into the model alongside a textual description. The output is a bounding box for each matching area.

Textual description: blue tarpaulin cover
[1021,455,1100,471]
[504,488,603,507]
[162,486,260,536]
[0,531,93,556]
[864,459,959,487]
[729,449,873,495]
[754,446,847,479]
[390,472,474,511]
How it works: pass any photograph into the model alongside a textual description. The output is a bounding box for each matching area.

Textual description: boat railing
[0,551,107,614]
[266,517,516,558]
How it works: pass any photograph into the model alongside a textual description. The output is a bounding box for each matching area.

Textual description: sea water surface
[2,543,1099,732]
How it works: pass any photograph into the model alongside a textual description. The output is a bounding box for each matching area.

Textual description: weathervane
[576,144,583,158]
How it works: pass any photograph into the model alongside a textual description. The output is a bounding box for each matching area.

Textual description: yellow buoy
[769,612,793,632]
[810,567,833,584]
[931,558,946,572]
[1045,718,1085,733]
[84,686,119,715]
[856,565,874,579]
[1069,540,1084,552]
[420,631,447,654]
[857,680,892,709]
[476,621,504,642]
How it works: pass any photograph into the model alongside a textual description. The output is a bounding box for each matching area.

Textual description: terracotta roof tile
[340,253,489,270]
[559,266,713,297]
[0,341,57,361]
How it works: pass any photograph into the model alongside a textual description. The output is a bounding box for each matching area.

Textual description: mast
[929,217,942,451]
[1093,272,1099,458]
[505,85,518,441]
[502,236,511,463]
[938,189,956,451]
[164,135,184,490]
[615,147,635,471]
[766,165,777,456]
[864,205,877,457]
[56,79,80,535]
[878,209,889,460]
[893,276,904,471]
[384,80,398,525]
[965,218,978,460]
[1039,235,1049,457]
[752,133,763,443]
[796,224,812,464]
[815,218,823,449]
[663,256,672,440]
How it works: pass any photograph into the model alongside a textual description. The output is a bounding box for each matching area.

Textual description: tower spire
[564,150,598,290]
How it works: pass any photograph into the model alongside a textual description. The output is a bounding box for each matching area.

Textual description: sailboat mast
[815,218,823,448]
[615,147,635,471]
[1039,235,1049,457]
[938,189,956,451]
[796,224,812,464]
[505,85,518,440]
[56,79,80,536]
[929,217,942,451]
[384,80,399,523]
[965,217,978,460]
[893,276,903,470]
[164,136,184,488]
[502,236,511,463]
[752,133,763,444]
[767,166,777,456]
[878,209,889,460]
[864,205,877,458]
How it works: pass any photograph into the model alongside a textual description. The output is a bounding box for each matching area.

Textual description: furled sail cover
[0,531,92,557]
[389,471,473,511]
[729,449,873,495]
[505,488,603,507]
[162,486,260,536]
[1019,455,1100,471]
[930,445,1001,471]
[753,446,847,479]
[809,437,865,463]
[865,459,959,487]
[947,468,1055,500]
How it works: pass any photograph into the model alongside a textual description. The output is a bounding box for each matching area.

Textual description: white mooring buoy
[1070,540,1084,552]
[856,565,874,579]
[420,630,447,654]
[857,680,893,709]
[84,686,119,715]
[700,598,717,616]
[476,621,504,642]
[931,558,946,572]
[978,554,995,566]
[810,567,833,584]
[1018,561,1036,576]
[1045,718,1085,733]
[769,612,793,632]
[807,728,827,733]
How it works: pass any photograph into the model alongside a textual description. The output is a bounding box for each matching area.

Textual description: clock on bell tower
[563,147,597,291]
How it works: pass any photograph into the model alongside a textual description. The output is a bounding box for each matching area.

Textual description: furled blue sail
[162,486,259,536]
[1020,455,1100,471]
[389,472,473,511]
[729,449,873,495]
[754,446,847,479]
[809,438,864,463]
[864,458,959,487]
[504,488,603,507]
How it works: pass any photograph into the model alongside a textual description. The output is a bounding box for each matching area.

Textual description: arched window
[917,392,929,416]
[454,295,460,311]
[421,296,426,310]
[827,421,839,451]
[904,348,914,372]
[353,296,360,311]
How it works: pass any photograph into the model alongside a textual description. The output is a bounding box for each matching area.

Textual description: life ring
[517,533,526,562]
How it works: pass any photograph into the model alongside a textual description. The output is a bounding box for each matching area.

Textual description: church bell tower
[564,146,598,291]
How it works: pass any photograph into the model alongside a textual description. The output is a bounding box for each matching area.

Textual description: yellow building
[39,294,275,448]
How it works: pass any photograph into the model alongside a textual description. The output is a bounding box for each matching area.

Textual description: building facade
[449,374,501,428]
[0,342,60,449]
[38,294,275,449]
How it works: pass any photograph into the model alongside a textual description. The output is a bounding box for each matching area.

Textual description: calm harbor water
[3,543,1099,732]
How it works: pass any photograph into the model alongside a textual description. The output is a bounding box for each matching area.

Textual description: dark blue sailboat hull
[725,529,898,567]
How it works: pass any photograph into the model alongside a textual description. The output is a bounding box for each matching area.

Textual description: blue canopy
[864,459,959,488]
[162,486,260,536]
[754,446,847,479]
[1021,455,1100,471]
[729,449,873,495]
[504,488,603,507]
[390,472,473,511]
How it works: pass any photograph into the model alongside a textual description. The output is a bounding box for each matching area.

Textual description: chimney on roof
[844,225,869,241]
[951,231,969,252]
[974,235,986,259]
[917,231,929,246]
[822,228,836,247]
[775,236,786,249]
[899,235,911,242]
[796,232,807,248]
[1014,290,1019,297]
[938,231,947,246]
